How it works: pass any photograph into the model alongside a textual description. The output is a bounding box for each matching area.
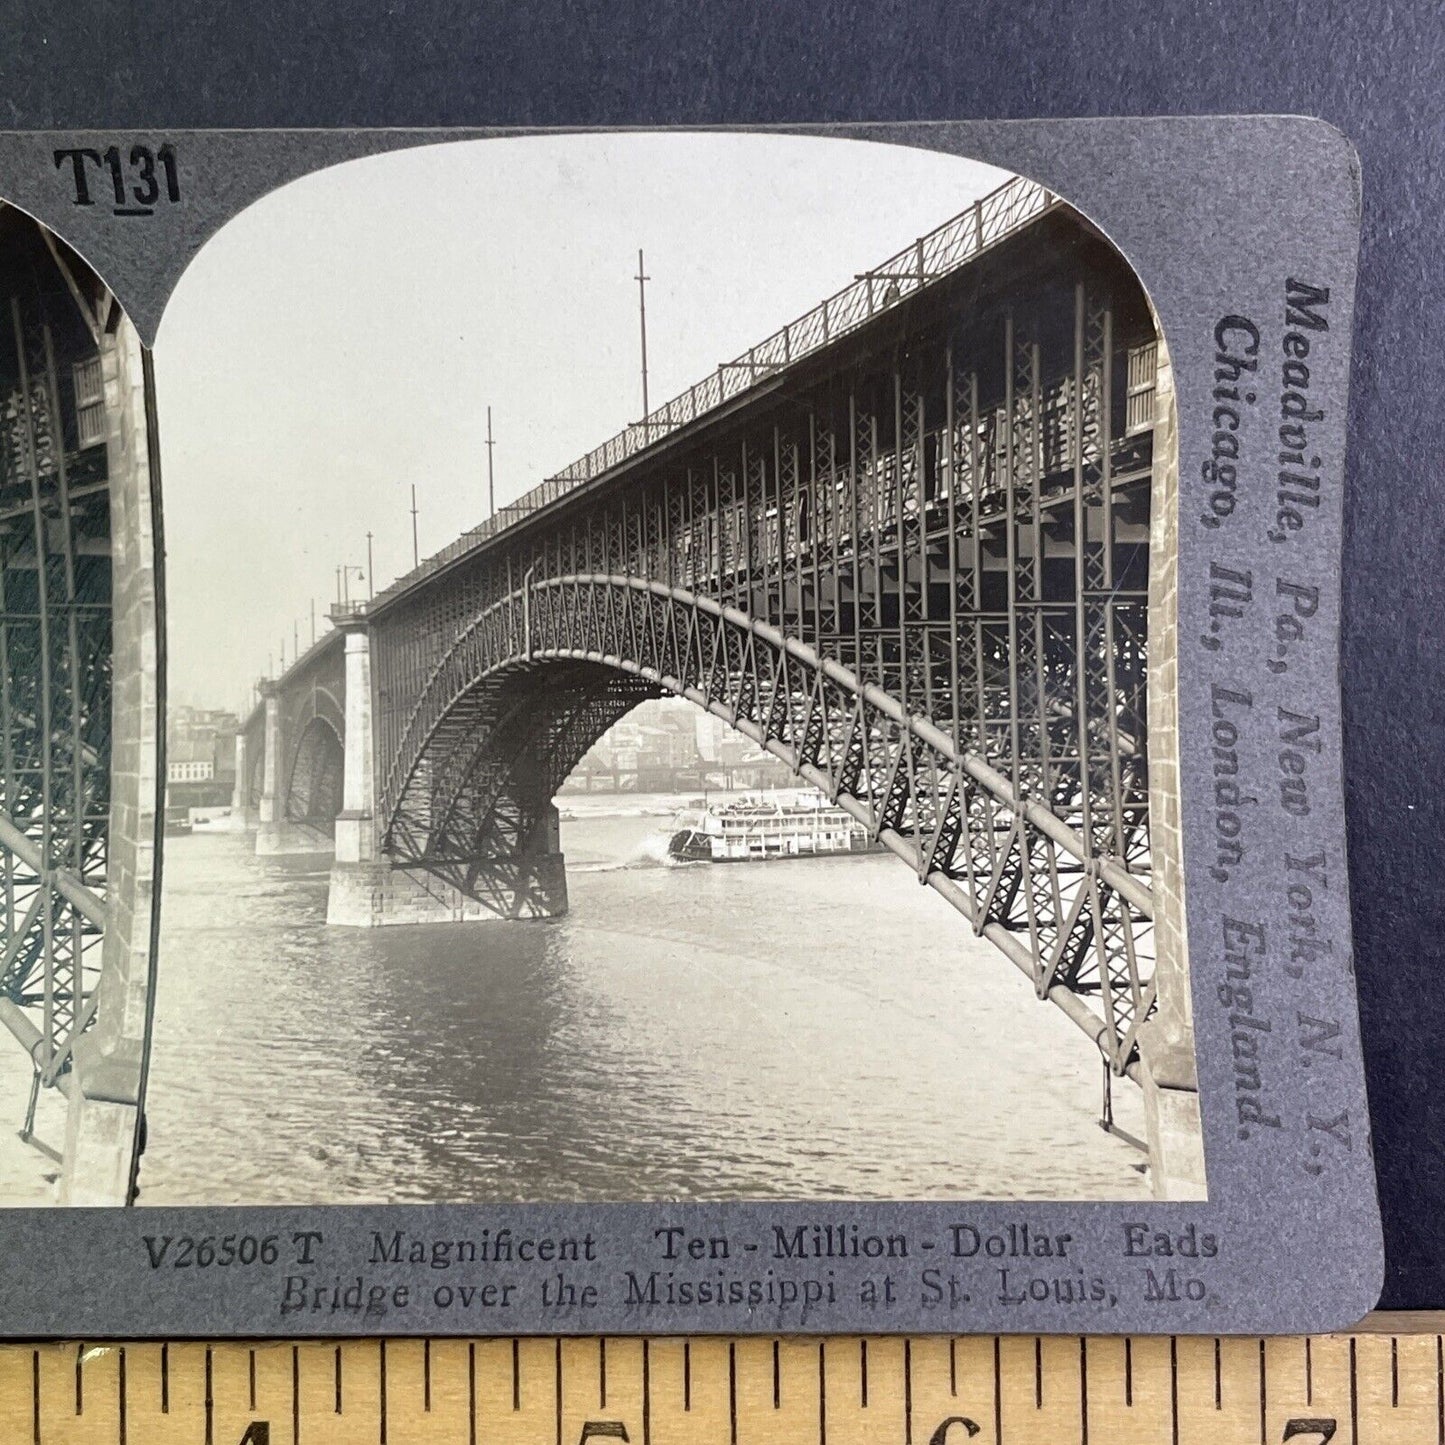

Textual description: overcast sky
[152,133,1008,714]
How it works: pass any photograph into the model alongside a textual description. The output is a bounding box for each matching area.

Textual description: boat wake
[571,830,697,873]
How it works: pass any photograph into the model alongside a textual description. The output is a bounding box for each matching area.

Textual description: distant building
[563,697,796,793]
[167,750,214,784]
[165,705,240,810]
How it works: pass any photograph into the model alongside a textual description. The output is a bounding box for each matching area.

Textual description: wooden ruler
[1,1315,1439,1444]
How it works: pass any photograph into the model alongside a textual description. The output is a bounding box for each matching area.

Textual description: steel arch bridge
[0,205,157,1202]
[240,177,1197,1191]
[0,214,112,1111]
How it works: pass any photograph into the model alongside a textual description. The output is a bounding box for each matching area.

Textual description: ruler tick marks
[1258,1340,1267,1445]
[817,1341,826,1445]
[380,1339,388,1445]
[1214,1338,1222,1409]
[1349,1337,1358,1445]
[728,1342,738,1445]
[1427,1329,1439,1445]
[467,1344,477,1445]
[18,1329,1434,1445]
[904,1339,912,1445]
[512,1340,520,1412]
[73,1347,81,1416]
[642,1339,651,1445]
[1169,1336,1179,1445]
[993,1335,1003,1445]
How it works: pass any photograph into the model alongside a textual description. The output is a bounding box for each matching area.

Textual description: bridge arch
[382,657,654,911]
[283,713,345,826]
[307,179,1202,1193]
[249,650,348,853]
[380,573,1155,1079]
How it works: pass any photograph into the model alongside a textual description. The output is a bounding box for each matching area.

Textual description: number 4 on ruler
[1284,1420,1337,1443]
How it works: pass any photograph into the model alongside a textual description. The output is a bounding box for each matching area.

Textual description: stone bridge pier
[325,612,568,927]
[227,731,255,831]
[232,182,1209,1196]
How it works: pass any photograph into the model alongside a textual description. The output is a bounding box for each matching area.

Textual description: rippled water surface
[141,799,1150,1204]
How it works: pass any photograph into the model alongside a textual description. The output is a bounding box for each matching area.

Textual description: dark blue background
[4,0,1440,1309]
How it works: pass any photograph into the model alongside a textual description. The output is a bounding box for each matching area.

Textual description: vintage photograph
[0,200,154,1208]
[0,131,1204,1208]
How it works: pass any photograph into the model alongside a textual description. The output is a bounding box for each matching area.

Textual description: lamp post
[340,564,366,608]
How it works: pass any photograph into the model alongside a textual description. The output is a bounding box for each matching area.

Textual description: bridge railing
[369,173,1058,610]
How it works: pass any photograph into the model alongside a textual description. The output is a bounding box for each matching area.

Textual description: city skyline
[165,690,796,800]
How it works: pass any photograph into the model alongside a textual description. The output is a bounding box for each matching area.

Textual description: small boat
[668,791,876,863]
[163,805,193,838]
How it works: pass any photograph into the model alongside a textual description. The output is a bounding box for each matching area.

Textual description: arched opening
[379,637,1160,1197]
[283,715,344,827]
[245,730,265,809]
[148,132,1195,1203]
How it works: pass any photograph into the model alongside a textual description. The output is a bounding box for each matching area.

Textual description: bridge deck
[247,173,1064,728]
[367,176,1060,614]
[247,178,1178,1132]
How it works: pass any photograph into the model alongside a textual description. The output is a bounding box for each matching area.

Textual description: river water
[140,796,1150,1205]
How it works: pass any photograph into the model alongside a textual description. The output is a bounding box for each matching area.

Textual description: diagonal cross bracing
[266,197,1163,1081]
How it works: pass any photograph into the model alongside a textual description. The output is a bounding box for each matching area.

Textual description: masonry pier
[324,610,568,926]
[226,733,257,831]
[221,182,1204,1193]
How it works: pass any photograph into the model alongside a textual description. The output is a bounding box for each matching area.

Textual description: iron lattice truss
[374,174,1060,583]
[384,573,1153,1074]
[386,663,655,916]
[360,231,1163,1078]
[0,245,112,1121]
